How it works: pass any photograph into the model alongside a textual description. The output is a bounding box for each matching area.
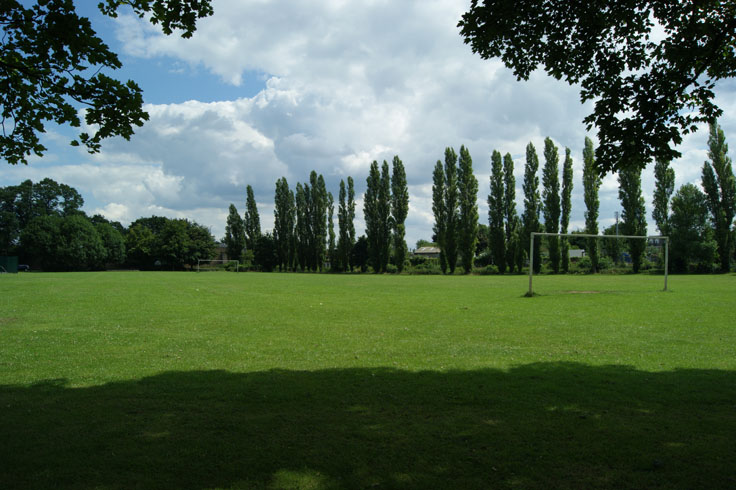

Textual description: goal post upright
[526,232,669,296]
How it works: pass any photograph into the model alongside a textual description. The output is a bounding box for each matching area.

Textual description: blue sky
[3,1,735,247]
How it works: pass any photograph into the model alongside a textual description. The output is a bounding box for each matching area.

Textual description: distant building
[414,246,441,258]
[568,249,586,260]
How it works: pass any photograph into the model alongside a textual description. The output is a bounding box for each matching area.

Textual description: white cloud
[4,0,734,248]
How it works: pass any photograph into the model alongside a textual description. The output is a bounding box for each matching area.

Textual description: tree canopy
[1,0,213,164]
[459,0,736,174]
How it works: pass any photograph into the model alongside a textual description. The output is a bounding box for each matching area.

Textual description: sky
[3,0,736,248]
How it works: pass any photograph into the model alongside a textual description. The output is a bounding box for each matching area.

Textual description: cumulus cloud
[4,0,734,246]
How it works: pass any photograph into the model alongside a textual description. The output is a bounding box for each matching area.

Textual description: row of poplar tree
[224,121,734,274]
[458,120,735,275]
[223,157,410,272]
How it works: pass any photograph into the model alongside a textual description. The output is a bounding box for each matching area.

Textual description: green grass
[1,272,734,489]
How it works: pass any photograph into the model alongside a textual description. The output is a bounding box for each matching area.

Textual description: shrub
[475,264,499,275]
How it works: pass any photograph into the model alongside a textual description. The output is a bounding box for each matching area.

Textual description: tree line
[464,121,734,275]
[0,178,216,271]
[227,122,734,275]
[225,157,410,273]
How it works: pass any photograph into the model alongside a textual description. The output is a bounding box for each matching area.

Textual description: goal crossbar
[527,232,669,296]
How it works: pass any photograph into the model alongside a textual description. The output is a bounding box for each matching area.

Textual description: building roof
[414,246,441,254]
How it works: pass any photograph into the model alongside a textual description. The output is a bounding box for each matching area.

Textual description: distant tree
[432,160,448,274]
[337,179,351,271]
[582,137,601,272]
[89,214,125,234]
[157,219,190,270]
[294,183,309,271]
[652,159,675,237]
[225,203,246,262]
[351,235,369,273]
[364,161,381,272]
[310,172,328,271]
[601,224,622,264]
[502,153,517,273]
[701,122,736,272]
[522,142,541,273]
[327,192,336,269]
[21,215,106,271]
[244,185,261,254]
[476,223,490,256]
[391,156,409,273]
[670,184,717,273]
[55,215,106,270]
[185,220,216,267]
[618,166,647,273]
[542,138,561,273]
[347,177,356,266]
[0,178,85,253]
[273,178,295,271]
[560,148,574,273]
[20,215,60,269]
[94,221,126,267]
[444,147,460,273]
[511,217,525,273]
[488,150,506,272]
[457,146,479,274]
[125,223,156,269]
[377,161,393,272]
[253,233,278,272]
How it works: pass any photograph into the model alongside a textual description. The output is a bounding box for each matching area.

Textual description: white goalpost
[527,232,669,296]
[196,259,240,272]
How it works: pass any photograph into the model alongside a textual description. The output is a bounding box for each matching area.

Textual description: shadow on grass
[2,363,735,489]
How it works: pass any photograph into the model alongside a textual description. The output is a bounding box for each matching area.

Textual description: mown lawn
[1,272,734,489]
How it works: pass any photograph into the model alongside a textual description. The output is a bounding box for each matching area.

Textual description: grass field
[1,271,735,489]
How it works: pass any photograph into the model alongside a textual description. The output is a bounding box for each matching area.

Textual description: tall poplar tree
[542,137,561,273]
[327,191,335,269]
[377,161,393,273]
[652,158,675,236]
[457,146,479,274]
[560,148,574,273]
[618,166,647,273]
[244,185,261,253]
[488,150,506,272]
[432,161,448,274]
[225,203,245,262]
[273,178,295,271]
[337,179,350,271]
[310,172,328,271]
[701,122,736,272]
[582,137,601,272]
[295,183,308,271]
[444,147,460,274]
[364,161,381,272]
[503,153,518,272]
[391,155,409,273]
[347,176,356,269]
[522,142,541,273]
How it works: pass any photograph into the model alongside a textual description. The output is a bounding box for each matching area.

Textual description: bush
[407,260,442,275]
[475,264,499,275]
[386,263,398,274]
[574,256,592,273]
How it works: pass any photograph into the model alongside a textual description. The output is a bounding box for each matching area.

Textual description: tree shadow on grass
[2,363,735,489]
